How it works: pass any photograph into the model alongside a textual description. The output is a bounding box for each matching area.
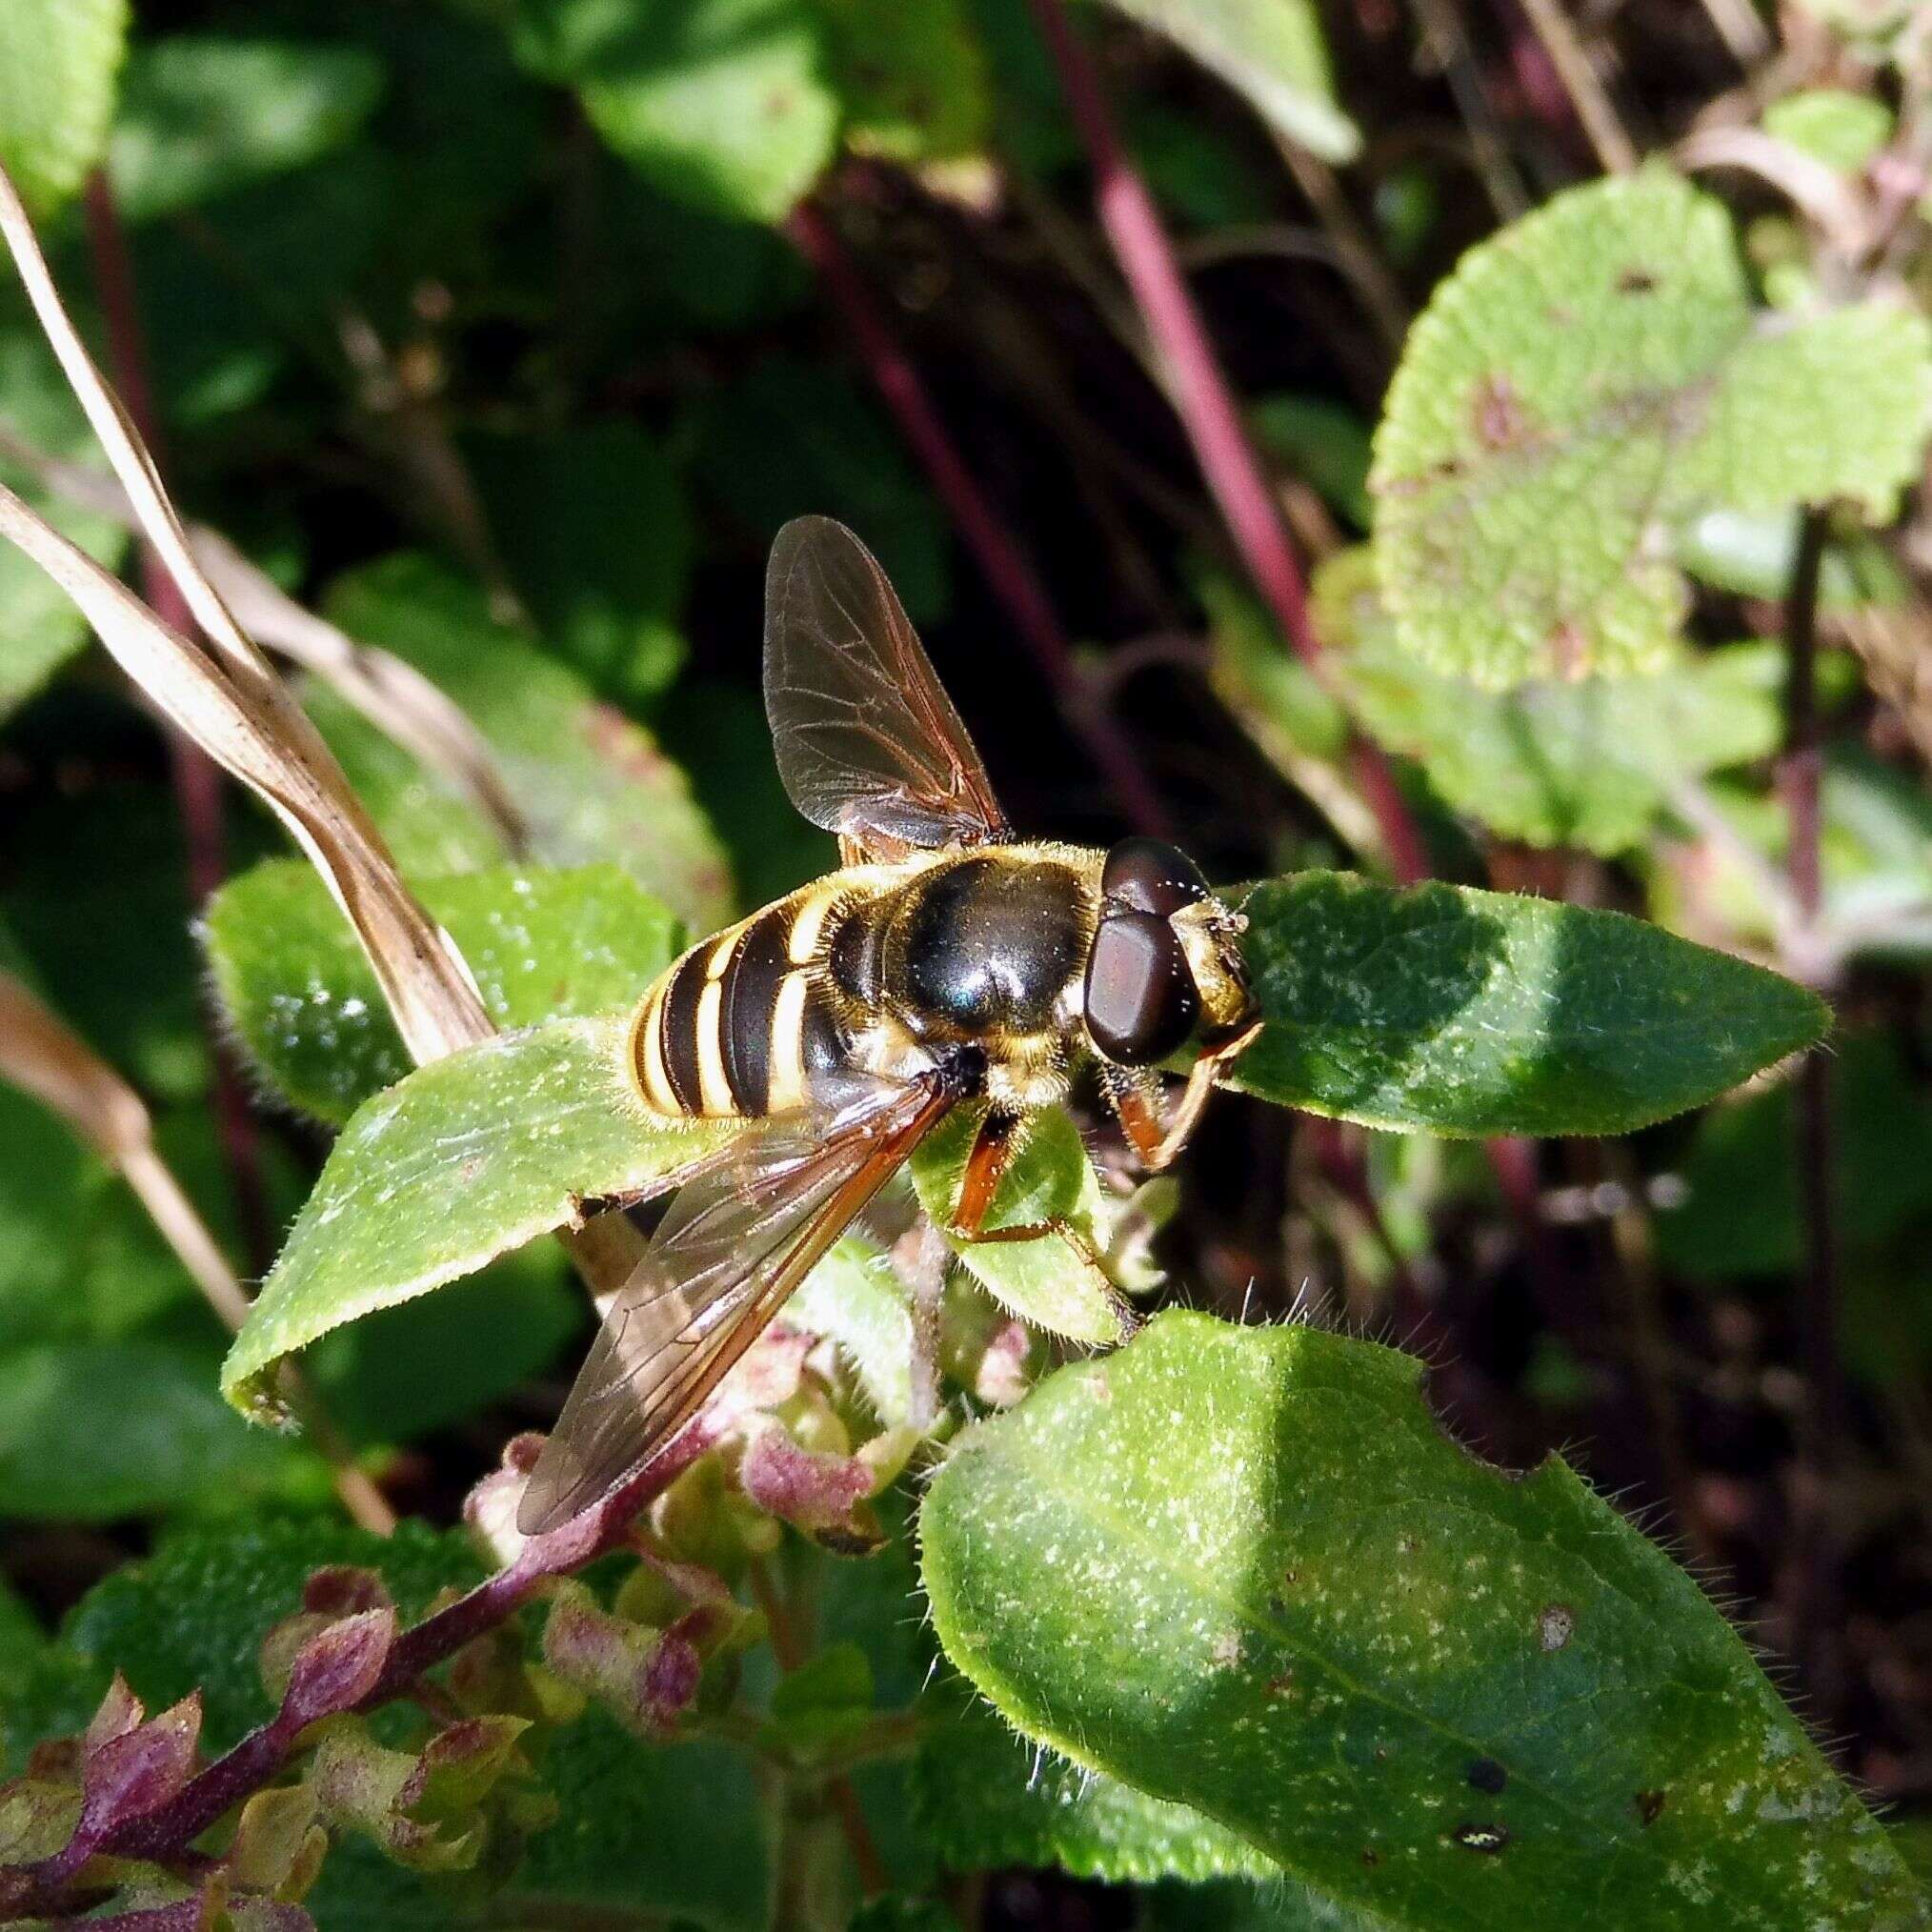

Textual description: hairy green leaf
[921,1312,1925,1930]
[1095,0,1358,162]
[205,858,682,1125]
[512,1721,772,1931]
[317,553,733,929]
[1370,168,1932,686]
[221,1016,737,1419]
[513,0,838,223]
[1232,872,1826,1135]
[914,1689,1278,1882]
[0,0,126,217]
[108,34,385,221]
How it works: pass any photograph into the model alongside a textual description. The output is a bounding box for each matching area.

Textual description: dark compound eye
[1101,837,1208,917]
[1084,910,1199,1065]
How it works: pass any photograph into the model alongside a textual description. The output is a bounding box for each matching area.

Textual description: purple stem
[786,199,1173,839]
[1021,0,1428,886]
[90,1429,716,1873]
[1779,508,1841,1695]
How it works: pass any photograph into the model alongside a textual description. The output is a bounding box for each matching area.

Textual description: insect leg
[946,1106,1110,1275]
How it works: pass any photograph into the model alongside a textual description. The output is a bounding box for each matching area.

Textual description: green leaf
[204,858,683,1125]
[0,0,126,218]
[1369,168,1932,686]
[822,0,991,164]
[914,1688,1278,1882]
[1762,88,1893,173]
[513,0,838,224]
[513,1720,772,1932]
[0,1338,303,1521]
[317,553,734,930]
[790,1238,916,1427]
[466,423,689,707]
[1094,0,1358,163]
[0,331,131,719]
[61,1519,480,1749]
[911,1105,1128,1347]
[920,1311,1925,1930]
[1250,396,1374,531]
[120,143,386,426]
[221,1017,739,1419]
[1655,1035,1932,1281]
[1231,872,1827,1135]
[108,33,386,221]
[1301,553,1782,856]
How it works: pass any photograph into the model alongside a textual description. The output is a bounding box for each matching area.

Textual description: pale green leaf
[220,1016,738,1419]
[0,0,127,218]
[914,1688,1278,1882]
[921,1311,1926,1930]
[1095,0,1358,163]
[911,1104,1128,1348]
[316,553,734,930]
[108,34,385,221]
[513,0,838,224]
[204,858,682,1126]
[1761,88,1892,173]
[1232,872,1827,1135]
[1370,168,1932,686]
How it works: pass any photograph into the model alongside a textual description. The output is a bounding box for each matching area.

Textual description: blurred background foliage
[1,0,1931,1926]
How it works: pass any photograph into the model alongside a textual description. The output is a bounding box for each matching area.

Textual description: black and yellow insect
[519,517,1259,1534]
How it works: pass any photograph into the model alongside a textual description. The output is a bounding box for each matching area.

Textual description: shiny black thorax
[829,854,1093,1043]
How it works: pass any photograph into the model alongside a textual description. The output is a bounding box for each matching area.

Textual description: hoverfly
[517,517,1260,1535]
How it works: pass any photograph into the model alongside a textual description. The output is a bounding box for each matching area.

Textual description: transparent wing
[517,1073,956,1536]
[764,516,1010,855]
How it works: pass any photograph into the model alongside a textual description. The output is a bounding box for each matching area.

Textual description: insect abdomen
[630,881,851,1119]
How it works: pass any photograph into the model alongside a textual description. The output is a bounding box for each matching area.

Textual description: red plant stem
[1022,0,1428,886]
[80,172,272,1273]
[786,199,1172,840]
[1779,508,1841,1693]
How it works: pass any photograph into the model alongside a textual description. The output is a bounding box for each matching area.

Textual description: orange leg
[1105,1020,1265,1173]
[948,1110,1108,1272]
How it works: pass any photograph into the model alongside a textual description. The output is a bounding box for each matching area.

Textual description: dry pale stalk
[0,161,647,1369]
[0,972,396,1534]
